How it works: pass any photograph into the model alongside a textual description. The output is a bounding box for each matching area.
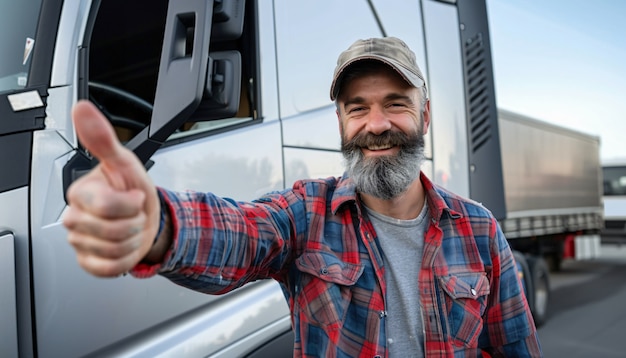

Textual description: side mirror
[128,0,245,163]
[64,0,246,202]
[188,50,241,122]
[127,0,215,164]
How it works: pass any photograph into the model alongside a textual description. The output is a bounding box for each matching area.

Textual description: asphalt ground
[537,244,626,357]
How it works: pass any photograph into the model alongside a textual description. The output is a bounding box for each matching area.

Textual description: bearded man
[64,37,542,357]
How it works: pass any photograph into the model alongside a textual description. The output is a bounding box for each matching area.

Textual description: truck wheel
[527,256,550,327]
[546,253,562,272]
[512,251,534,313]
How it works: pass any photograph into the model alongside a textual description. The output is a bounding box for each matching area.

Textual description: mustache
[341,130,417,152]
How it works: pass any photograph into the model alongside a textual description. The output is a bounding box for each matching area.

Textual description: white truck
[601,158,626,243]
[0,0,603,356]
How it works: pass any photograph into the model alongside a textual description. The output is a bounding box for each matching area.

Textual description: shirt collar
[419,172,463,223]
[330,175,358,215]
[330,172,463,223]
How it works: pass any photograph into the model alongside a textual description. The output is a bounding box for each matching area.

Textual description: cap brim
[330,56,425,101]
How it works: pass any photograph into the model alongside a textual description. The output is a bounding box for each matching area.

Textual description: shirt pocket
[438,272,490,348]
[295,250,364,332]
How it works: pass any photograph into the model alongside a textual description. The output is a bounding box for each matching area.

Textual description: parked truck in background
[601,158,626,243]
[496,109,603,325]
[0,0,604,356]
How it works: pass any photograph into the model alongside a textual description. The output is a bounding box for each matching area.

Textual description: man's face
[337,66,430,200]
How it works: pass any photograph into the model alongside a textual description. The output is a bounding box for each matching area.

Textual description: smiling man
[64,37,542,357]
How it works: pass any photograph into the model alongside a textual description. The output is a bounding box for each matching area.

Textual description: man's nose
[365,106,392,135]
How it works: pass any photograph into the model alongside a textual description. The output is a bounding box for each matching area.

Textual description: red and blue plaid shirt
[133,173,542,357]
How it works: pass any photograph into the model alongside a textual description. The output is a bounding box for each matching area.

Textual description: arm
[130,187,304,294]
[479,219,543,357]
[64,100,301,287]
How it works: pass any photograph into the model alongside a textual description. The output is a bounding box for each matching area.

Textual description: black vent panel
[465,32,492,153]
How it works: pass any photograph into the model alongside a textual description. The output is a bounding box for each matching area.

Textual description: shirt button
[379,310,387,318]
[471,287,477,296]
[320,267,328,275]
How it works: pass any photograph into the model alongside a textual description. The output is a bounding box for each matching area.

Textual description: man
[64,37,542,357]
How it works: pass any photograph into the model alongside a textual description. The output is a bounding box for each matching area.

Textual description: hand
[63,100,161,277]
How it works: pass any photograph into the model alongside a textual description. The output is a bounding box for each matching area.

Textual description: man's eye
[349,107,365,113]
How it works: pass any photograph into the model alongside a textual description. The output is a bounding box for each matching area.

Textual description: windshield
[0,0,42,93]
[603,166,626,196]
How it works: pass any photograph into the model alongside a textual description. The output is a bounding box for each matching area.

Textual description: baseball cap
[330,37,427,101]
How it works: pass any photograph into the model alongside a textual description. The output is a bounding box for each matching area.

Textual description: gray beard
[342,129,425,200]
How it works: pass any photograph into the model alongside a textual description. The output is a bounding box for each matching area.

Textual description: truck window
[274,0,383,117]
[88,0,258,143]
[0,0,41,93]
[274,0,428,118]
[88,0,167,141]
[603,166,626,196]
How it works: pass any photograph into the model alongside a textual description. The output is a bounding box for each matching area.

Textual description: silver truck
[497,109,603,325]
[0,0,603,356]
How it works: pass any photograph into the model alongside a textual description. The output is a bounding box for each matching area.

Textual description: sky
[486,0,626,162]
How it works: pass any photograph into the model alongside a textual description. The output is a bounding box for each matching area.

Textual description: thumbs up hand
[63,100,162,277]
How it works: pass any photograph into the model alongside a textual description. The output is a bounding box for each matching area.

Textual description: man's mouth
[365,143,394,151]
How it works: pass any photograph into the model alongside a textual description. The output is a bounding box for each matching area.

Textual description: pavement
[537,244,626,357]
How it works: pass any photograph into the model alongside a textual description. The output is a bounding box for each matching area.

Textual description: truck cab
[602,159,626,243]
[1,0,551,356]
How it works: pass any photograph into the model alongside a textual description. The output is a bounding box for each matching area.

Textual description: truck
[496,109,603,325]
[601,158,626,243]
[0,0,603,356]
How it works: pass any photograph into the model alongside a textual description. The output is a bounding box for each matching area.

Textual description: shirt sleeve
[130,186,307,294]
[478,218,543,356]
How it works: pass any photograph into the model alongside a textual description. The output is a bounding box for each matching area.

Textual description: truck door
[29,0,290,357]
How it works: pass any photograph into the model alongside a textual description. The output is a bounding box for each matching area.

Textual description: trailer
[497,109,604,325]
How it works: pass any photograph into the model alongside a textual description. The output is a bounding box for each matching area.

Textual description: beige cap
[330,37,427,101]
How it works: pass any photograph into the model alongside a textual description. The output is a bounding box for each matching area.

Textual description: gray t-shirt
[365,201,429,358]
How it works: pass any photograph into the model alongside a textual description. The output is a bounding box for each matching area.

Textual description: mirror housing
[188,51,241,122]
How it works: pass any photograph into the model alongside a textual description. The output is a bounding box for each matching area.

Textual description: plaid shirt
[133,173,542,357]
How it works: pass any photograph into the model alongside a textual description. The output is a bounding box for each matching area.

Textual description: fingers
[64,206,147,243]
[75,248,148,278]
[65,203,150,277]
[64,179,152,277]
[66,175,146,218]
[68,229,142,259]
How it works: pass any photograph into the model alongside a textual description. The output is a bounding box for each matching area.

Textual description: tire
[526,256,551,327]
[545,253,562,272]
[512,251,534,312]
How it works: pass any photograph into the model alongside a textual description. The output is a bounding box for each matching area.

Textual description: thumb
[72,100,145,191]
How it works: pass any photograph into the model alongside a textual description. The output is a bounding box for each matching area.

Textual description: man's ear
[422,100,431,135]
